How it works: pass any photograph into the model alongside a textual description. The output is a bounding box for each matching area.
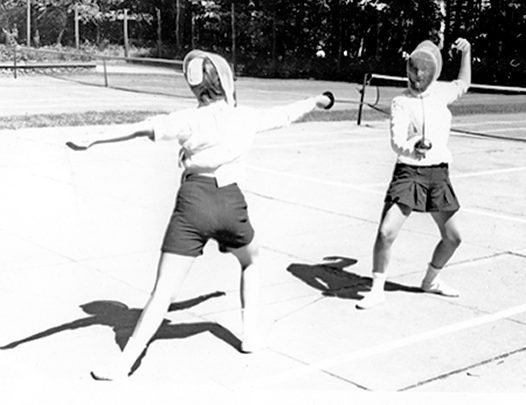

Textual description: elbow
[460,76,471,91]
[390,139,412,157]
[390,141,404,156]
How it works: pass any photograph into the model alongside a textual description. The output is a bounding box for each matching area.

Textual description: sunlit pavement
[1,75,526,404]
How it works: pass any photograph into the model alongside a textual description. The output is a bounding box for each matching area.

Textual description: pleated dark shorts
[162,175,255,257]
[384,163,460,213]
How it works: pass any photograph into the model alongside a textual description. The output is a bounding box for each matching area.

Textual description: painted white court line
[462,208,526,225]
[248,165,526,225]
[249,165,526,194]
[452,166,526,179]
[256,128,377,140]
[247,165,386,193]
[252,137,384,149]
[249,88,328,97]
[471,126,526,134]
[253,302,526,388]
[454,119,526,127]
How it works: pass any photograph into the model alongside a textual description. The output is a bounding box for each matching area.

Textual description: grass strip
[0,109,385,130]
[0,110,158,130]
[1,100,526,130]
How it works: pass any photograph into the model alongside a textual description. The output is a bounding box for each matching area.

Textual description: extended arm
[253,92,335,133]
[66,121,154,151]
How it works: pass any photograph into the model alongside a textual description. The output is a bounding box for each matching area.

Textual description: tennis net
[357,73,526,143]
[3,46,186,99]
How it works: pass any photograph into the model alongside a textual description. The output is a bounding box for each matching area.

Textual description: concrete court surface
[0,74,526,404]
[0,68,352,118]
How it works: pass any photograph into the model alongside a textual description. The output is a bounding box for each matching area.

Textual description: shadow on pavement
[287,256,422,300]
[0,291,241,355]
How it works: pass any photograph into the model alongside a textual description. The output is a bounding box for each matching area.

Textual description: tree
[34,0,73,45]
[2,0,524,85]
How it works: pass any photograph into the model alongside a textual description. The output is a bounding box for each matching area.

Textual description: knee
[248,241,260,260]
[242,250,260,271]
[234,240,260,270]
[149,285,177,307]
[447,232,462,248]
[442,226,462,248]
[375,227,398,249]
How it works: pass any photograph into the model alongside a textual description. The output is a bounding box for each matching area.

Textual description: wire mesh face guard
[407,52,437,93]
[406,40,442,94]
[183,50,236,106]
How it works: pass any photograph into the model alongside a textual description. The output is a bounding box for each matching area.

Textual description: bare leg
[91,252,195,380]
[421,210,461,296]
[429,210,462,268]
[373,202,412,273]
[230,239,261,352]
[357,203,411,309]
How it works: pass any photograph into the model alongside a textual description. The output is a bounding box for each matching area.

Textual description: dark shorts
[384,163,460,213]
[161,174,255,257]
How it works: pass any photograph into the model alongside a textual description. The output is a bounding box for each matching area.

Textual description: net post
[102,57,108,87]
[357,73,370,125]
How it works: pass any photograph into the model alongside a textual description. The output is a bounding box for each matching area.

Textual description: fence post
[13,46,18,79]
[26,0,31,47]
[231,2,236,76]
[357,73,369,125]
[75,3,80,50]
[157,8,162,58]
[123,9,129,58]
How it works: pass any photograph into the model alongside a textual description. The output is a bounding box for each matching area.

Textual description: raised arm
[66,120,154,151]
[453,38,471,88]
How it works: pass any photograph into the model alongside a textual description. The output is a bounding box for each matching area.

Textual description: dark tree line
[1,1,525,85]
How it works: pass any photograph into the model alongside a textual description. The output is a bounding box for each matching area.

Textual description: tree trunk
[375,14,381,59]
[272,7,277,74]
[56,28,65,45]
[453,0,464,37]
[175,0,181,51]
[492,0,504,56]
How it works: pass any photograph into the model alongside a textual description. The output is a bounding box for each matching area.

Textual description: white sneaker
[240,332,266,353]
[356,290,385,310]
[421,279,460,297]
[241,340,266,353]
[90,362,129,381]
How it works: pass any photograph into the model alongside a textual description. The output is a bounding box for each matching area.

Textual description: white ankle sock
[371,272,387,291]
[356,273,387,309]
[423,263,441,285]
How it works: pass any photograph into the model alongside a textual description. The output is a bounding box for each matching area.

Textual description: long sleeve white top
[147,98,318,186]
[390,80,469,166]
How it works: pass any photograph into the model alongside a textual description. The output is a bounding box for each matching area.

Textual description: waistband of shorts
[183,172,216,182]
[395,162,448,169]
[182,173,241,189]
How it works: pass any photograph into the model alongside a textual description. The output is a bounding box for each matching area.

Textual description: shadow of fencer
[0,291,241,369]
[287,256,422,300]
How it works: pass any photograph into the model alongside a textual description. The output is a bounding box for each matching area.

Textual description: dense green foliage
[1,1,525,86]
